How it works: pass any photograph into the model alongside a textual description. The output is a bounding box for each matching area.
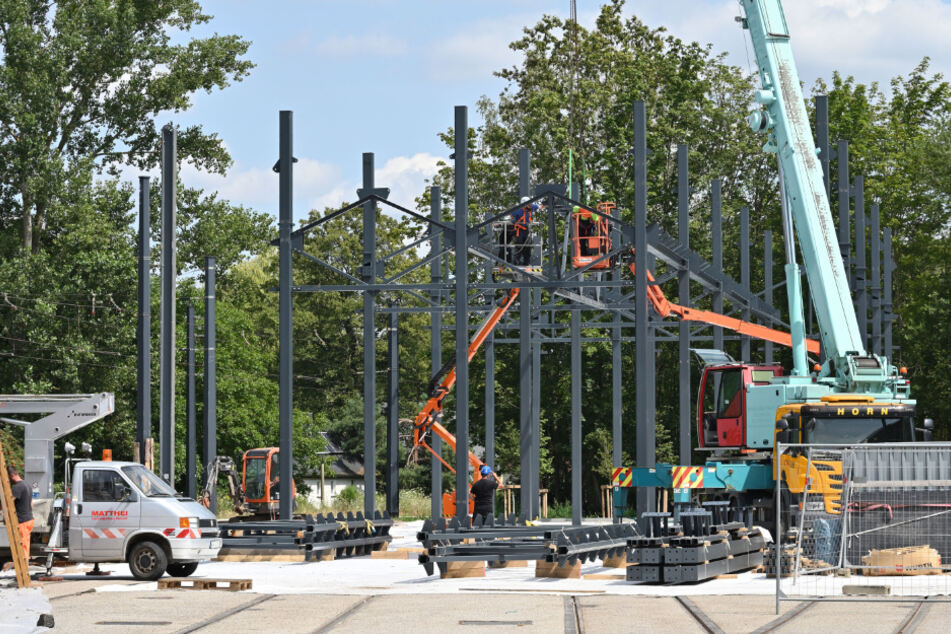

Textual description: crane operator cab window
[269,452,281,500]
[700,367,745,447]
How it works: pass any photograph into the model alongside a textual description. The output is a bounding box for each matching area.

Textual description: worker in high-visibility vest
[576,205,598,256]
[509,198,537,266]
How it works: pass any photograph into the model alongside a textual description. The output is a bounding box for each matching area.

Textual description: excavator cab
[242,447,296,515]
[571,202,613,269]
[698,364,783,448]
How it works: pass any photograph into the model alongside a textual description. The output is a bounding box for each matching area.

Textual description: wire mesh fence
[777,442,951,602]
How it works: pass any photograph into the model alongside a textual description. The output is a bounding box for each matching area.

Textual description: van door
[72,468,141,559]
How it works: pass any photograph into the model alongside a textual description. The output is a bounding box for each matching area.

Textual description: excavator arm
[413,288,521,476]
[627,252,821,355]
[200,456,248,515]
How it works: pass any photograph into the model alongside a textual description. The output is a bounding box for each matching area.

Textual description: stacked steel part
[417,516,638,576]
[544,523,638,566]
[218,511,393,561]
[627,507,765,584]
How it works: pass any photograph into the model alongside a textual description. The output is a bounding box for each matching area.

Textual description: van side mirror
[924,418,934,430]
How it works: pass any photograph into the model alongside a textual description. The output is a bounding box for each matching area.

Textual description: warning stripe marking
[671,467,704,489]
[612,467,633,487]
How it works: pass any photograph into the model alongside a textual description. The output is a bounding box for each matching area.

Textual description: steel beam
[159,124,177,485]
[278,110,294,519]
[837,140,851,286]
[362,152,377,519]
[854,175,868,350]
[186,302,197,499]
[430,186,443,519]
[678,145,691,463]
[136,176,151,463]
[571,308,582,526]
[870,204,882,356]
[883,228,894,360]
[386,311,399,516]
[711,179,724,351]
[764,231,774,364]
[816,95,831,197]
[453,105,470,520]
[634,101,654,514]
[203,256,217,512]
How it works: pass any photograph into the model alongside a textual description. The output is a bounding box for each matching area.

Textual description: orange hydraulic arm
[629,254,821,355]
[413,288,521,476]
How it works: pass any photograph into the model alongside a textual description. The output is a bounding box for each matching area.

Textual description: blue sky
[153,0,951,222]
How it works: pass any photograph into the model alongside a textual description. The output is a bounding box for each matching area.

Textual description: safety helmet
[480,465,492,476]
[520,196,530,204]
[576,205,592,220]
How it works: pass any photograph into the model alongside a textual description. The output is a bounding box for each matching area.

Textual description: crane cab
[241,447,296,515]
[571,202,613,269]
[698,364,783,449]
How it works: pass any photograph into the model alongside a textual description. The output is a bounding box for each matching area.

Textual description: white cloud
[629,0,951,91]
[313,33,408,58]
[427,17,525,81]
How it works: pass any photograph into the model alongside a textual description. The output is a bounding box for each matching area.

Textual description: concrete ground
[6,521,951,632]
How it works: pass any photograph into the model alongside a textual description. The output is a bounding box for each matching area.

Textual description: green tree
[0,0,252,254]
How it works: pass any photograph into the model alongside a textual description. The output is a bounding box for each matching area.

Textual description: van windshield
[122,465,177,497]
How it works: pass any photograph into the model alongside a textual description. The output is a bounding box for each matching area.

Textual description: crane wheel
[128,540,168,581]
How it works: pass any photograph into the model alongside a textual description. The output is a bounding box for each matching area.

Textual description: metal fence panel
[777,443,951,603]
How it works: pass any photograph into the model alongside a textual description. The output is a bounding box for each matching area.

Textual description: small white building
[302,432,364,506]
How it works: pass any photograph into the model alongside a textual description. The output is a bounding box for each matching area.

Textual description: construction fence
[775,442,951,603]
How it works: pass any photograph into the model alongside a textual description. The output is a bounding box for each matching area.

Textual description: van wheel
[167,562,199,577]
[128,541,168,581]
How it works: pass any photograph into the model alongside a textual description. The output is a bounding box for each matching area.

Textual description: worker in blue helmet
[471,465,499,522]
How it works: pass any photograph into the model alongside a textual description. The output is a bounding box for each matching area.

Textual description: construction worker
[510,197,537,266]
[471,465,499,522]
[576,205,598,255]
[7,465,33,560]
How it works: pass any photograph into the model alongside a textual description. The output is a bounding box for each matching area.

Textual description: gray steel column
[386,311,399,517]
[485,261,495,471]
[570,307,582,526]
[531,291,541,519]
[677,145,691,463]
[816,96,831,197]
[854,175,868,350]
[453,105,470,520]
[137,176,151,463]
[429,187,443,519]
[764,231,774,364]
[159,124,177,485]
[837,140,851,285]
[186,302,196,499]
[519,293,531,519]
[883,228,894,360]
[870,204,882,356]
[611,204,622,476]
[518,147,532,520]
[203,256,217,513]
[740,206,751,362]
[362,152,378,519]
[278,111,294,519]
[711,179,724,351]
[633,101,653,514]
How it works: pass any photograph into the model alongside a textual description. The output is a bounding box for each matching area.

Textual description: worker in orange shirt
[7,465,34,560]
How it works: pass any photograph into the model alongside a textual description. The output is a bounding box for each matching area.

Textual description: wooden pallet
[157,578,252,591]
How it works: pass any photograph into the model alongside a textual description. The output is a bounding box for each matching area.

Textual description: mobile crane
[620,0,918,519]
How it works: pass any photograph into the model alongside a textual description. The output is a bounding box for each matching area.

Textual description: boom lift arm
[413,288,521,476]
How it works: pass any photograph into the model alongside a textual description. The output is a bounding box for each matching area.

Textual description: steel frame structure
[268,98,897,522]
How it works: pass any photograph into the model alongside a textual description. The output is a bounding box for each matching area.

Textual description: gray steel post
[429,186,443,519]
[870,204,882,356]
[386,311,399,517]
[203,256,217,512]
[740,206,751,362]
[883,228,894,360]
[677,145,691,463]
[816,96,831,197]
[611,203,622,477]
[519,148,530,200]
[519,293,531,520]
[854,175,868,350]
[711,179,724,351]
[571,307,582,526]
[764,231,774,364]
[634,101,654,514]
[278,110,294,519]
[159,124,177,485]
[137,176,151,463]
[186,302,196,499]
[362,152,378,519]
[485,260,496,515]
[531,288,541,519]
[837,140,851,285]
[453,105,470,520]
